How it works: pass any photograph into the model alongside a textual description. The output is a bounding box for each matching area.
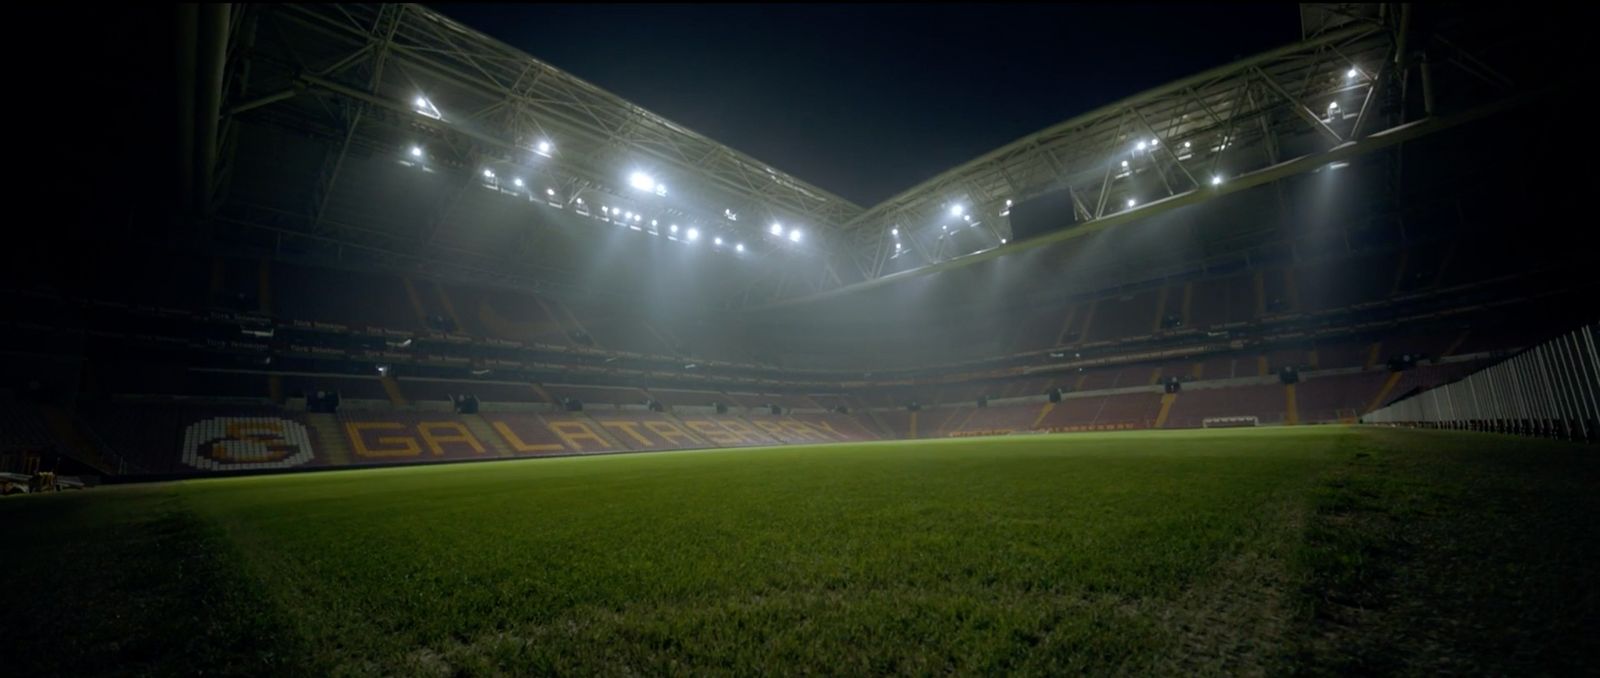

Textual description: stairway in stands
[462,415,513,458]
[576,412,627,449]
[304,413,352,466]
[38,405,115,474]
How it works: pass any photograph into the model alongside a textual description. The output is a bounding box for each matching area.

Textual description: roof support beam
[748,87,1547,311]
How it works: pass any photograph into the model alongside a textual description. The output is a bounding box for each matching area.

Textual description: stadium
[3,3,1596,674]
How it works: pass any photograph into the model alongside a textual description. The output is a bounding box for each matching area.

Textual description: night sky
[433,3,1299,206]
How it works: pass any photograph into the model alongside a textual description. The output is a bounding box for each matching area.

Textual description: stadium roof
[198,4,1561,310]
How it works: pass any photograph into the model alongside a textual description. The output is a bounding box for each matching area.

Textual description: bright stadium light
[629,171,656,192]
[686,227,700,241]
[670,224,679,233]
[482,169,495,179]
[714,237,723,246]
[547,188,556,196]
[513,178,524,187]
[1149,138,1159,147]
[1211,175,1223,186]
[651,220,658,227]
[536,140,552,155]
[1005,199,1013,206]
[1328,101,1339,111]
[891,227,899,236]
[1346,67,1359,79]
[1183,141,1191,148]
[575,198,584,205]
[770,222,783,236]
[414,97,426,108]
[1136,140,1147,151]
[1121,160,1130,168]
[736,243,745,252]
[602,206,610,214]
[949,204,964,217]
[1126,198,1137,208]
[1001,238,1007,244]
[634,214,642,222]
[409,146,423,158]
[789,229,802,243]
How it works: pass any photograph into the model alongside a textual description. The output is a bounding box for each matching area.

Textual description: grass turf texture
[3,427,1596,675]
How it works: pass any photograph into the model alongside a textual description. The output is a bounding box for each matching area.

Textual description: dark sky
[434,3,1300,206]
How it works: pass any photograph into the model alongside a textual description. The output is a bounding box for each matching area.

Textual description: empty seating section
[0,402,54,451]
[1164,384,1286,428]
[1314,342,1370,370]
[647,388,726,408]
[82,402,300,474]
[338,411,490,464]
[788,413,881,442]
[462,286,570,345]
[1188,274,1254,327]
[273,262,416,329]
[1394,246,1444,293]
[1085,290,1159,342]
[579,316,669,355]
[1296,252,1399,312]
[951,404,1042,434]
[398,379,544,404]
[279,374,391,401]
[1038,393,1162,430]
[1196,356,1236,380]
[1383,334,1452,360]
[1297,372,1390,423]
[1074,369,1118,391]
[1013,308,1066,352]
[1266,348,1308,372]
[543,384,645,407]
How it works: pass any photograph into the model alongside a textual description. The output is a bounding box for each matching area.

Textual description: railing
[1362,324,1599,442]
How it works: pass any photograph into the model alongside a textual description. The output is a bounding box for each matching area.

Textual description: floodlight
[546,188,556,196]
[1328,101,1339,110]
[714,237,723,246]
[1136,141,1147,151]
[770,223,783,236]
[1346,67,1358,78]
[483,169,495,179]
[537,140,552,154]
[1183,141,1191,148]
[950,204,964,217]
[670,224,679,233]
[651,220,658,226]
[1149,138,1159,147]
[409,146,423,158]
[1121,160,1129,167]
[686,227,700,241]
[788,229,802,243]
[634,214,641,222]
[629,171,656,192]
[414,97,426,108]
[736,243,745,252]
[1000,238,1007,244]
[891,227,899,236]
[1211,175,1223,186]
[1126,198,1137,208]
[513,178,524,187]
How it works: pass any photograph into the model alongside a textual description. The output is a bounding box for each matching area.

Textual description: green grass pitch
[4,426,1596,675]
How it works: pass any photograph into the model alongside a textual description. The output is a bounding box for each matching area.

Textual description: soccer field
[4,426,1596,675]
